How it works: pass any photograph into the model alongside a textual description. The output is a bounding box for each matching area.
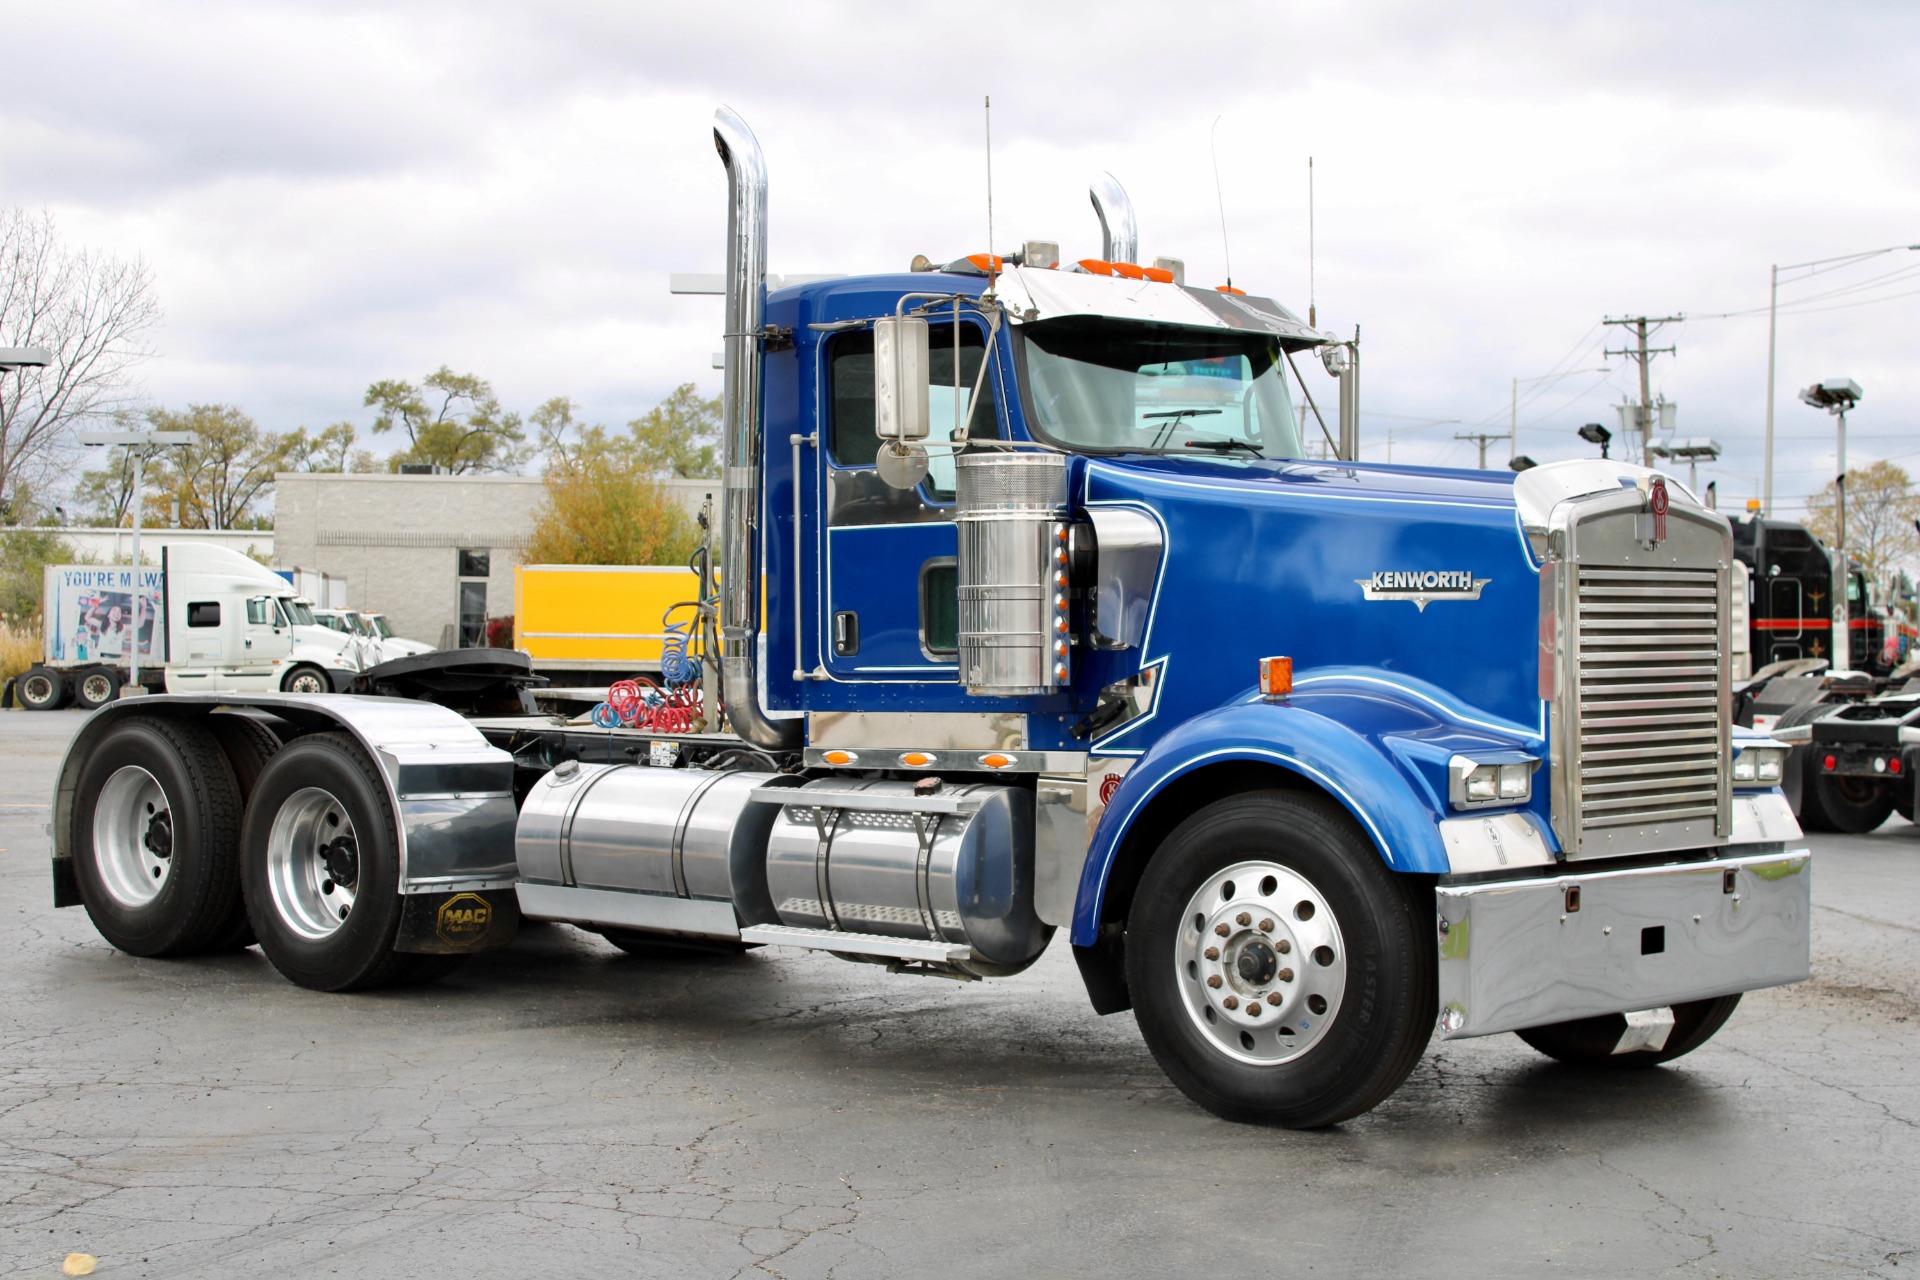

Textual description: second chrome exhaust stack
[712,107,802,751]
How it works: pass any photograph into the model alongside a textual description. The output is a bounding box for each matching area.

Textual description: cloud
[2,0,1915,521]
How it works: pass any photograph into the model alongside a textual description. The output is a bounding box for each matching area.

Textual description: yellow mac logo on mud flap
[435,893,492,946]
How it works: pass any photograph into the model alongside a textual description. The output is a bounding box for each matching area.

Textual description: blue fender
[1069,669,1545,947]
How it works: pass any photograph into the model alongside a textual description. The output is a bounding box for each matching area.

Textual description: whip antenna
[1210,115,1232,291]
[1308,156,1316,327]
[984,95,996,292]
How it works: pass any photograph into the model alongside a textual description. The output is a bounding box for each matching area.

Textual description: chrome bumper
[1435,848,1811,1039]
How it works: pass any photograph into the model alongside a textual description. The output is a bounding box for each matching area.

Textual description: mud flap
[395,887,520,954]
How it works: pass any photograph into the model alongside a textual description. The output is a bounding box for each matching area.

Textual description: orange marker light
[1076,258,1116,276]
[900,751,936,768]
[1216,284,1247,296]
[822,750,857,766]
[1259,656,1293,696]
[1110,262,1146,280]
[966,253,1004,273]
[1142,266,1175,283]
[979,753,1016,769]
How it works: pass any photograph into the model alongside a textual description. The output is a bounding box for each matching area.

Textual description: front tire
[71,716,244,956]
[280,664,330,695]
[18,665,66,711]
[1125,790,1435,1128]
[1516,995,1742,1067]
[242,732,412,991]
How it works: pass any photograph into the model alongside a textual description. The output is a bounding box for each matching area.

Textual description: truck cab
[46,107,1810,1130]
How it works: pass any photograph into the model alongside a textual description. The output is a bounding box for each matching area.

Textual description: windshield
[369,615,393,639]
[1018,318,1302,458]
[281,598,316,627]
[345,611,371,636]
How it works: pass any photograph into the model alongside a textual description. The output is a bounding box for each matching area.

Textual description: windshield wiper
[1184,437,1263,456]
[1142,407,1222,449]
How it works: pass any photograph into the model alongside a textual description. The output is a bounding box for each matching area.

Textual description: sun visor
[993,266,1331,349]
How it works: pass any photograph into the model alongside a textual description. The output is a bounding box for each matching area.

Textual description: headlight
[1449,755,1536,810]
[1735,746,1788,787]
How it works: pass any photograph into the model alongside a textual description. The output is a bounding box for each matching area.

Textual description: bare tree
[0,209,160,508]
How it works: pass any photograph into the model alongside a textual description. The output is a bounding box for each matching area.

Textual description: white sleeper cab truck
[45,109,1811,1128]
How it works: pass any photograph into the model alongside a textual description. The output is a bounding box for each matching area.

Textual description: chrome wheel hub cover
[266,787,359,940]
[93,766,172,907]
[1175,860,1347,1065]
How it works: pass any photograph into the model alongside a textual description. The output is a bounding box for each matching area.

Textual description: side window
[246,598,271,626]
[188,601,221,628]
[919,558,959,657]
[827,324,999,497]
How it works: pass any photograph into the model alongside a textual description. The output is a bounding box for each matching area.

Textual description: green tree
[0,526,87,619]
[1806,459,1920,590]
[149,404,289,530]
[282,421,371,472]
[627,383,721,479]
[366,366,526,474]
[525,450,698,567]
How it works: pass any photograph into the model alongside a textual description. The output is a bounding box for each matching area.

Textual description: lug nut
[1236,912,1251,927]
[1266,992,1283,1006]
[1222,996,1239,1010]
[1203,946,1219,961]
[1206,975,1223,989]
[1247,1003,1263,1018]
[1278,967,1294,983]
[1276,939,1291,954]
[1259,918,1274,933]
[1215,923,1230,937]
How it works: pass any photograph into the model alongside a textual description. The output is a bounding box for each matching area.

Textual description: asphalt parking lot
[2,708,1916,1279]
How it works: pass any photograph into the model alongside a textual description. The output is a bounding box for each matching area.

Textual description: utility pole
[1603,314,1682,467]
[1454,430,1508,470]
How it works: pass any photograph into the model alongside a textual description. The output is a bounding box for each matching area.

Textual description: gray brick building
[272,472,713,649]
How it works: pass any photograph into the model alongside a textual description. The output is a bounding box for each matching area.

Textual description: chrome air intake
[1540,475,1733,859]
[954,452,1071,696]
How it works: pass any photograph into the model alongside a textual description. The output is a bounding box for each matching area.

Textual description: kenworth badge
[1356,570,1491,611]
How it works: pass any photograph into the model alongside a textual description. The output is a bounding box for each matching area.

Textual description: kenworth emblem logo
[1648,475,1670,545]
[1355,569,1491,611]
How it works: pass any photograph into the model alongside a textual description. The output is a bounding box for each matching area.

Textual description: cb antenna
[1210,114,1232,291]
[1308,156,1316,328]
[984,95,996,293]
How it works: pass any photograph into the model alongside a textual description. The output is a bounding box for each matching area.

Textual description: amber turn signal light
[1259,656,1293,696]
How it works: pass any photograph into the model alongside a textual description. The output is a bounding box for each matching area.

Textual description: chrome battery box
[1435,848,1810,1039]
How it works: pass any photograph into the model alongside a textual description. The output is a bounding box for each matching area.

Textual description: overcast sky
[5,0,1916,520]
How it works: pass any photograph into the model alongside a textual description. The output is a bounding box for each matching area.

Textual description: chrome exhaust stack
[1089,172,1137,265]
[712,107,802,751]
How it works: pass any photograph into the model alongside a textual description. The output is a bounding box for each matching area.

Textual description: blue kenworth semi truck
[47,109,1810,1127]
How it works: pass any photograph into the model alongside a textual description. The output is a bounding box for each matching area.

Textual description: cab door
[812,318,1000,681]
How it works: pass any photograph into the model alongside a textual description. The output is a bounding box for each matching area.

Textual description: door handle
[833,611,860,657]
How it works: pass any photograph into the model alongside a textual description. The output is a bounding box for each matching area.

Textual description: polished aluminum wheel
[92,765,173,908]
[265,787,359,940]
[1174,860,1347,1065]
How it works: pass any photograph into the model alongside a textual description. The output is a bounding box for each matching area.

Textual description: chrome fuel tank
[763,779,1050,968]
[516,763,797,925]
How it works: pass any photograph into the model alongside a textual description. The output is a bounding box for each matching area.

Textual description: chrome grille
[1570,564,1727,846]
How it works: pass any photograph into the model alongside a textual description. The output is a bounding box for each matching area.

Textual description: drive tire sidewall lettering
[72,715,243,957]
[1126,789,1435,1129]
[242,731,411,992]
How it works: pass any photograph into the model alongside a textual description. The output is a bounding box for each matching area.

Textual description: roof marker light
[1259,656,1293,696]
[1076,258,1115,276]
[1141,266,1175,283]
[1216,284,1247,295]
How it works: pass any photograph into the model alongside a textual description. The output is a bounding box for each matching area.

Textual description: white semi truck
[15,544,362,708]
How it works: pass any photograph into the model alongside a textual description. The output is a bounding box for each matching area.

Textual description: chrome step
[739,923,972,964]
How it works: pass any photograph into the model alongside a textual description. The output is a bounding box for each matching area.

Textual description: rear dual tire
[18,665,66,711]
[240,732,463,990]
[1798,761,1895,834]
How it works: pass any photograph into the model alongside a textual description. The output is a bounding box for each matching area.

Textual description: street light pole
[76,430,194,695]
[1509,366,1611,462]
[1762,244,1918,516]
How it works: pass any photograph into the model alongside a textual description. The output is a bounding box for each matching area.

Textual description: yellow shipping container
[513,564,702,671]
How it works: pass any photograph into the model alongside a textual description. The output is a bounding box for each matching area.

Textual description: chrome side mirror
[874,315,930,488]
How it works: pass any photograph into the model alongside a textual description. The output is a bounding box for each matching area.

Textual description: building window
[457,548,490,648]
